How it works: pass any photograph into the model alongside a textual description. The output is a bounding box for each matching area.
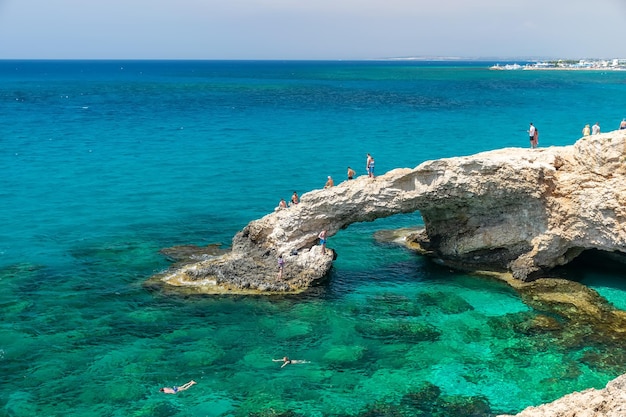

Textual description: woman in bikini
[272,356,309,368]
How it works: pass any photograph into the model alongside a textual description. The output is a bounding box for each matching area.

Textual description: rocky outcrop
[148,130,626,294]
[497,373,626,417]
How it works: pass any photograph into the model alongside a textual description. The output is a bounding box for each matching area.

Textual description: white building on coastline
[490,58,626,71]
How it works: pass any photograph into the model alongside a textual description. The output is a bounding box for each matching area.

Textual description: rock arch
[150,131,626,294]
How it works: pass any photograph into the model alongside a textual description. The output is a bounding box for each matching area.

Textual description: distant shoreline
[523,67,626,71]
[490,58,626,71]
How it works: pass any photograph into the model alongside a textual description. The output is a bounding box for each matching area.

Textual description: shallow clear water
[2,60,626,416]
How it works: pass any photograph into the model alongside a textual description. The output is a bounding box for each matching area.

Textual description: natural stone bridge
[149,130,626,295]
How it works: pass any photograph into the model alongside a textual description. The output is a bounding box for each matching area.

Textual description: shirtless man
[318,230,328,254]
[160,380,196,394]
[347,166,355,180]
[366,153,375,178]
[324,176,334,188]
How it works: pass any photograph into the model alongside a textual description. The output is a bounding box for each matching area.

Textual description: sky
[1,0,625,60]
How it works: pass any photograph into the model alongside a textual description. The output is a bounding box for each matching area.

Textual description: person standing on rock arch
[277,254,285,280]
[527,123,536,148]
[592,122,601,135]
[318,230,328,254]
[366,153,375,178]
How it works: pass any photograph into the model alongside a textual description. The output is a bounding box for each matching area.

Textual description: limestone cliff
[148,130,626,294]
[497,373,626,417]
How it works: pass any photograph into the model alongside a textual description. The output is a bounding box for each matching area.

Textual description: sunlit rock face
[497,373,626,417]
[149,130,626,294]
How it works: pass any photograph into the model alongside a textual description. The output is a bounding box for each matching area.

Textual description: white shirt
[592,124,600,135]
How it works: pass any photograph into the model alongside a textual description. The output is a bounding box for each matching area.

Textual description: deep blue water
[2,60,626,416]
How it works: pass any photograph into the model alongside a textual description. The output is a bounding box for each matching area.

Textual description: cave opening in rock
[552,249,626,310]
[558,249,626,276]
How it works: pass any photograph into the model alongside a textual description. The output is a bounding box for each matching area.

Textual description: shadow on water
[551,249,626,309]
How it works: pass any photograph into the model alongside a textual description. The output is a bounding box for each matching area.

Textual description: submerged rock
[159,244,228,264]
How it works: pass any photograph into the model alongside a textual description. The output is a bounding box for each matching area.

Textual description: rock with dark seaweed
[400,381,442,410]
[0,262,44,279]
[355,402,405,417]
[416,291,475,314]
[513,314,564,336]
[354,320,441,343]
[365,293,423,317]
[512,277,626,348]
[148,402,181,417]
[399,383,494,417]
[580,347,626,374]
[248,410,303,417]
[438,395,492,417]
[159,243,228,264]
[485,313,526,340]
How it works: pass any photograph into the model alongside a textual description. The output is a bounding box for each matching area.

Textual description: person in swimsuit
[318,230,327,254]
[160,380,196,394]
[528,123,536,147]
[277,254,285,279]
[290,191,299,205]
[324,176,334,188]
[347,166,355,180]
[582,124,591,136]
[366,153,375,178]
[272,356,310,368]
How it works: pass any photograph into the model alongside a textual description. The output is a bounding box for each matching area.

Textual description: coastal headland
[148,129,626,296]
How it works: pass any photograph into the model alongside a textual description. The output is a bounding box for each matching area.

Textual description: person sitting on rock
[324,176,334,188]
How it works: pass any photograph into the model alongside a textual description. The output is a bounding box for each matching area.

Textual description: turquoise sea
[2,60,626,416]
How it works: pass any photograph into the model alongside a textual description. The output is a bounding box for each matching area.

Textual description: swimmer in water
[272,356,310,368]
[159,380,196,394]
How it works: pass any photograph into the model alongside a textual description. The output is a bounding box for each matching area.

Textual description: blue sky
[1,0,625,60]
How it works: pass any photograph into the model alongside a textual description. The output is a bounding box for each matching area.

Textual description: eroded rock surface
[497,373,626,417]
[148,130,626,294]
